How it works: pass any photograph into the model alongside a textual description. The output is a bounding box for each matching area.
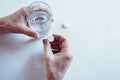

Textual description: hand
[0,7,39,38]
[43,34,73,80]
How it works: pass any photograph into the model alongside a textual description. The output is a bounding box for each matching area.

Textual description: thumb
[43,39,53,58]
[21,27,40,38]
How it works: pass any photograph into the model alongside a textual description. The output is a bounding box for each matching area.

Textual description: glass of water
[26,1,52,38]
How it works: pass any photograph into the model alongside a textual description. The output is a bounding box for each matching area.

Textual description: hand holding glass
[26,2,52,38]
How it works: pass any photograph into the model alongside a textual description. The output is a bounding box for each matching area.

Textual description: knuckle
[45,55,53,61]
[64,53,73,61]
[19,7,27,16]
[21,7,27,12]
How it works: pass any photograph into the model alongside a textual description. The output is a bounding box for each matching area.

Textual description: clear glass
[26,1,51,38]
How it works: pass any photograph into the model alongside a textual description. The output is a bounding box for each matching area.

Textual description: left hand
[0,7,39,38]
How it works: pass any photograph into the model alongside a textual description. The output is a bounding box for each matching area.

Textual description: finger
[31,4,49,13]
[43,39,53,58]
[60,39,69,52]
[11,25,40,38]
[52,34,69,52]
[52,34,66,43]
[21,27,40,38]
[50,34,63,48]
[19,7,28,24]
[51,14,54,22]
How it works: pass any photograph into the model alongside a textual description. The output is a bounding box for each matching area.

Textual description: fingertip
[24,28,40,39]
[15,25,40,38]
[33,32,40,39]
[43,39,53,54]
[43,39,47,44]
[43,39,50,46]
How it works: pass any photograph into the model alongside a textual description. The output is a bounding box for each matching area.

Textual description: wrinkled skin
[0,7,40,38]
[43,34,73,80]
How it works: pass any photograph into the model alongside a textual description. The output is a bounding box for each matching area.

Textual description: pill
[62,21,71,29]
[47,35,54,42]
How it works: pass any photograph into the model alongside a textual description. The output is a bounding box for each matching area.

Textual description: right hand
[43,34,73,80]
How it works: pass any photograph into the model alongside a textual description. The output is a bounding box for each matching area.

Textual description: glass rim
[26,1,51,17]
[26,1,52,24]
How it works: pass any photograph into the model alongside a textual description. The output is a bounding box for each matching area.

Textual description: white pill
[62,21,71,29]
[47,35,54,42]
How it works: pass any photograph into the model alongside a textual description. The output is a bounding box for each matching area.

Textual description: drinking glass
[26,1,52,38]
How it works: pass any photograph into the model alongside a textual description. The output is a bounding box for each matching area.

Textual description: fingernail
[43,39,48,43]
[34,33,40,39]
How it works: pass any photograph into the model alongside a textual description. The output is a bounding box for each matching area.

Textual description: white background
[0,0,120,80]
